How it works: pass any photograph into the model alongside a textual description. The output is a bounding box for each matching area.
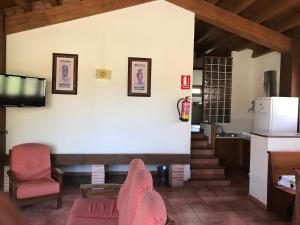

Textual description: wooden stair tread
[191,145,212,150]
[190,165,224,169]
[189,132,231,186]
[190,175,229,181]
[191,137,208,141]
[191,155,217,159]
[191,149,214,152]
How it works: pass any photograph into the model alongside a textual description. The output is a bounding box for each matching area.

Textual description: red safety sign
[181,75,191,90]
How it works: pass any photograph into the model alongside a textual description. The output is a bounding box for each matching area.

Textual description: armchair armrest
[80,183,121,198]
[7,170,19,183]
[7,170,18,199]
[51,167,64,184]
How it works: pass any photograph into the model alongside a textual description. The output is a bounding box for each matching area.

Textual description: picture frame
[128,57,152,97]
[52,53,78,95]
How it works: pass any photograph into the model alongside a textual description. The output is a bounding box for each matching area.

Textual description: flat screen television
[0,74,46,107]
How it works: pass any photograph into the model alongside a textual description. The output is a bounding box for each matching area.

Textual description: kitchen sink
[216,132,240,137]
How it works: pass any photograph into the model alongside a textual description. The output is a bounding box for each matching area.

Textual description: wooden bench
[267,151,300,220]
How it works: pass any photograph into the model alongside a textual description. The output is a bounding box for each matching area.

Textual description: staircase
[185,132,231,186]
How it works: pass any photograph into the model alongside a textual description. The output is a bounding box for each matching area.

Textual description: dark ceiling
[194,0,300,58]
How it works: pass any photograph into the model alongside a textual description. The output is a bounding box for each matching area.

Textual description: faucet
[215,125,224,135]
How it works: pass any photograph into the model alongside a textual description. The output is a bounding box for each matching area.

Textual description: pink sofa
[67,159,168,225]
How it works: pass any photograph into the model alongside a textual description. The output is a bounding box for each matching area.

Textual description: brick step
[190,163,222,169]
[191,132,206,139]
[191,140,209,148]
[191,149,215,156]
[185,176,231,186]
[191,167,225,176]
[190,157,219,165]
[191,145,213,150]
[191,136,208,141]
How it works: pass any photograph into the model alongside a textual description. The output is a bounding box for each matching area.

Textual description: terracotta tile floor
[18,176,290,225]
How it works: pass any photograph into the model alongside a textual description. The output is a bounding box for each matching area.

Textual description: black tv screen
[0,74,46,107]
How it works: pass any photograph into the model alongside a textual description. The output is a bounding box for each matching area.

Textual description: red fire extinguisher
[177,96,190,122]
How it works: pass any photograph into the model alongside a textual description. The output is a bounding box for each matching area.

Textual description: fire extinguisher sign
[181,75,191,90]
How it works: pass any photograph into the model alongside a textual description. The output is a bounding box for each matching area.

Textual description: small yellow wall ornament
[96,69,112,80]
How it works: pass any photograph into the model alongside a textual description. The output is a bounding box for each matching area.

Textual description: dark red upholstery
[9,143,61,205]
[11,143,51,181]
[16,178,59,199]
[69,198,118,219]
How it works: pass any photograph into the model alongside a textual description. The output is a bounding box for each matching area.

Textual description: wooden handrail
[211,123,216,150]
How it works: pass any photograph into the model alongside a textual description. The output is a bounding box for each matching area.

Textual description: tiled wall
[4,166,9,192]
[91,165,105,184]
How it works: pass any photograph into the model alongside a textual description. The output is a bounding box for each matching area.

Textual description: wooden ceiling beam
[173,0,291,52]
[6,0,153,34]
[210,38,248,56]
[14,0,32,12]
[0,12,6,73]
[197,0,300,57]
[251,46,273,58]
[254,0,300,23]
[229,0,257,14]
[203,0,300,55]
[205,34,235,54]
[206,0,222,4]
[275,13,300,33]
[49,0,60,6]
[231,12,300,55]
[195,0,256,46]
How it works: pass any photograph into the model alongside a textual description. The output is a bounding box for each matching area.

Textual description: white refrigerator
[253,97,299,133]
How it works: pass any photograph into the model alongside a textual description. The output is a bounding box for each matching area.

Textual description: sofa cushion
[132,190,167,225]
[118,169,153,225]
[69,198,118,219]
[11,143,51,181]
[66,217,118,225]
[117,159,145,212]
[16,178,59,199]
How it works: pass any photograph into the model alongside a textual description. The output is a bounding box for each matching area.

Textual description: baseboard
[248,194,267,209]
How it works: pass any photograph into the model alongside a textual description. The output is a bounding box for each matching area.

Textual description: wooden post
[211,123,216,150]
[0,12,6,192]
[280,38,300,97]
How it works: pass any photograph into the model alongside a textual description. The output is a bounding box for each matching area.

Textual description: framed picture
[128,57,152,97]
[52,53,78,95]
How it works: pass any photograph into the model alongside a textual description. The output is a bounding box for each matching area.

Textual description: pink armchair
[132,190,167,225]
[67,169,153,225]
[7,143,63,208]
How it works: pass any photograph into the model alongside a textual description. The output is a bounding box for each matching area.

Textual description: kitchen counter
[249,133,300,207]
[215,136,250,173]
[250,131,300,138]
[216,132,251,140]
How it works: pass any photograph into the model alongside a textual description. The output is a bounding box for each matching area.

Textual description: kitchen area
[192,52,300,212]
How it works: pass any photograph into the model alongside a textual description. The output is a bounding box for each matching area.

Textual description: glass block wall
[203,56,232,123]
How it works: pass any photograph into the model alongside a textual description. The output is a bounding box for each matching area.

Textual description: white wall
[221,50,281,133]
[252,52,281,97]
[6,1,195,155]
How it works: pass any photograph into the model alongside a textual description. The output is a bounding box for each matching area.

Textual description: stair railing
[211,123,216,150]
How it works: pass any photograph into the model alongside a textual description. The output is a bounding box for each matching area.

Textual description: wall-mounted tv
[0,74,46,107]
